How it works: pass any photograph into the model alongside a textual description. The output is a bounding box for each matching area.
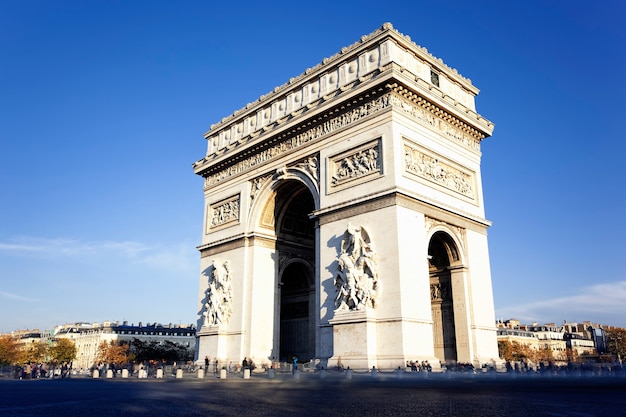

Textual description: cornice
[194,79,489,186]
[204,23,475,134]
[193,23,492,172]
[311,187,491,231]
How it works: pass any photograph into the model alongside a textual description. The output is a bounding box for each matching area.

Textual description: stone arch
[247,167,320,232]
[426,225,466,266]
[427,229,463,365]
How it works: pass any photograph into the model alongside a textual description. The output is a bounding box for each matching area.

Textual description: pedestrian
[292,356,298,374]
[204,355,209,370]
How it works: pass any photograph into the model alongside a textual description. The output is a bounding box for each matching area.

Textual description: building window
[430,70,440,87]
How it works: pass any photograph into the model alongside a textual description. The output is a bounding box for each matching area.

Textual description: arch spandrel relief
[208,195,240,232]
[334,223,380,311]
[201,259,233,327]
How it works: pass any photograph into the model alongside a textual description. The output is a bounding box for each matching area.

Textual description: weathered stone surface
[194,23,499,371]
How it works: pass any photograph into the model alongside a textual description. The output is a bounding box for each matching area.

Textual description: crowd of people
[406,360,433,372]
[13,362,72,379]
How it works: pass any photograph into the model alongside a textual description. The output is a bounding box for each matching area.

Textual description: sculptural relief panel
[328,139,382,192]
[202,259,233,326]
[333,223,380,312]
[203,94,392,188]
[403,139,476,202]
[207,195,240,232]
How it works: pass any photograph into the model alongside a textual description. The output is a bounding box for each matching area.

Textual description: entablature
[194,78,491,191]
[193,23,494,173]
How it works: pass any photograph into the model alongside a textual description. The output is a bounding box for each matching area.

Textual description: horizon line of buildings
[496,319,617,362]
[4,318,620,369]
[4,320,197,370]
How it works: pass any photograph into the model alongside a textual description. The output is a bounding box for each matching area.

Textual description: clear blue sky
[1,0,625,333]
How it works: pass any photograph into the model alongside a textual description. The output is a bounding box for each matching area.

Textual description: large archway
[428,231,459,364]
[274,181,316,362]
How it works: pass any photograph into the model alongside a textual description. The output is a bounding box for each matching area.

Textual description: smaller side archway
[278,259,315,362]
[428,230,462,365]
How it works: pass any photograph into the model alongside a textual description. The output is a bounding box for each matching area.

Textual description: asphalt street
[1,372,625,416]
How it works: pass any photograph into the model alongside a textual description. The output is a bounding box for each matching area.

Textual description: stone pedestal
[220,369,227,379]
[106,369,113,379]
[196,325,231,367]
[156,369,163,379]
[329,309,377,370]
[121,369,129,378]
[93,369,99,378]
[243,369,250,379]
[176,369,183,379]
[197,368,204,378]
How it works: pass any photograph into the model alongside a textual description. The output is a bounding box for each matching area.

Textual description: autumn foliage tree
[49,338,77,364]
[498,340,536,362]
[0,335,21,366]
[24,340,49,364]
[96,341,130,366]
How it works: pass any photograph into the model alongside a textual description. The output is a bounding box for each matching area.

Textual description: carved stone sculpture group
[334,223,380,311]
[203,260,233,326]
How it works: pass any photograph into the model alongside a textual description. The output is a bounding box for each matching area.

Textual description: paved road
[1,372,625,416]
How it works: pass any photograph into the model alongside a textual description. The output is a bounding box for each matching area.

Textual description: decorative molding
[192,23,487,165]
[208,195,240,230]
[430,282,451,301]
[329,140,381,188]
[250,174,272,204]
[292,154,319,183]
[202,92,391,188]
[425,216,466,252]
[199,234,276,257]
[278,251,314,273]
[200,83,484,190]
[404,140,475,200]
[389,83,483,150]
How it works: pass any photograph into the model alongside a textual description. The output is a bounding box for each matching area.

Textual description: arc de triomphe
[192,23,500,370]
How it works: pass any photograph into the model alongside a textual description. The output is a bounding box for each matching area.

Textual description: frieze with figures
[209,196,240,229]
[404,142,475,200]
[388,85,483,151]
[202,87,484,190]
[330,142,381,187]
[203,92,391,188]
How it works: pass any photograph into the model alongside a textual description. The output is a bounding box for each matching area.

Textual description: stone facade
[193,23,500,370]
[53,322,196,371]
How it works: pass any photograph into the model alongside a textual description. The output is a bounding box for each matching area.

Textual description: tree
[96,341,130,366]
[535,345,554,363]
[0,335,21,366]
[49,338,77,364]
[24,340,48,363]
[129,338,193,364]
[498,340,514,362]
[606,328,626,362]
[498,340,536,363]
